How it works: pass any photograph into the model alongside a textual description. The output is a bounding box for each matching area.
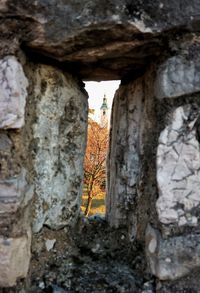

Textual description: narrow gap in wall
[81,80,120,217]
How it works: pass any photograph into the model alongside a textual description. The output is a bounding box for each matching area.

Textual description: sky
[84,80,120,121]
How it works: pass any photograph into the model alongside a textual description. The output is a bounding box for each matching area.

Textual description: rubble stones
[45,239,56,251]
[30,221,143,292]
[146,225,200,281]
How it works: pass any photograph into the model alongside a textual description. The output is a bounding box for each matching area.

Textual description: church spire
[100,94,108,128]
[100,94,108,111]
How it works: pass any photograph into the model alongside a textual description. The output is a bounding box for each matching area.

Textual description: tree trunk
[85,175,94,216]
[85,195,93,216]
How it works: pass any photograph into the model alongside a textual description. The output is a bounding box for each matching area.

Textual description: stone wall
[106,39,200,290]
[145,44,200,290]
[1,1,200,291]
[0,57,88,288]
[0,56,31,287]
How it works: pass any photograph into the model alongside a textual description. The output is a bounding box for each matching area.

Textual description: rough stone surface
[0,171,33,241]
[30,219,145,293]
[157,269,200,293]
[0,0,7,12]
[155,55,200,99]
[146,225,200,281]
[27,64,88,233]
[0,56,32,287]
[106,79,142,233]
[106,67,157,241]
[156,104,200,227]
[0,168,33,216]
[45,239,56,251]
[2,1,200,80]
[2,1,200,291]
[0,56,28,128]
[0,132,15,180]
[0,230,31,287]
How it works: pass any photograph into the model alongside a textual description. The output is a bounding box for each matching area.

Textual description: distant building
[100,94,109,128]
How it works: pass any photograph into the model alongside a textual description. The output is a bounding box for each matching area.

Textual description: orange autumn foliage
[84,118,108,216]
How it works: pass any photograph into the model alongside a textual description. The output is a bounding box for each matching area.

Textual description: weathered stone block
[155,56,200,99]
[0,230,31,287]
[106,79,142,232]
[2,1,200,80]
[0,168,33,215]
[0,0,7,12]
[28,64,88,232]
[146,225,200,281]
[156,105,200,227]
[0,56,28,129]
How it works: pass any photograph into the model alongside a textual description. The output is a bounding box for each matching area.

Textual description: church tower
[100,94,109,128]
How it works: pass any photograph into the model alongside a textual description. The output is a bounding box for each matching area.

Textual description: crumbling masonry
[1,0,200,292]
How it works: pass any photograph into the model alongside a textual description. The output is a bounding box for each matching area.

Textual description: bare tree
[84,118,108,216]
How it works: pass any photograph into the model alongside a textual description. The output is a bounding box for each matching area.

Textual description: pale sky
[84,80,120,121]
